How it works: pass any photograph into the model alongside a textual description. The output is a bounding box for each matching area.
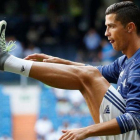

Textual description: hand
[24,53,59,63]
[24,53,48,62]
[24,53,68,64]
[59,128,87,140]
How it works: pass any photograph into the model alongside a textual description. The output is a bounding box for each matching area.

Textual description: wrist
[83,126,95,138]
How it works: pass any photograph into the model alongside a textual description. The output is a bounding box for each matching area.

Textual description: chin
[112,44,121,51]
[112,45,118,51]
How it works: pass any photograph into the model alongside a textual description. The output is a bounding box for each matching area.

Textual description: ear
[126,22,136,33]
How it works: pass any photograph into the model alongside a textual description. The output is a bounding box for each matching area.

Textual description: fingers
[24,54,36,59]
[43,58,55,63]
[64,134,74,140]
[30,59,38,61]
[43,59,48,62]
[24,53,53,62]
[59,130,71,140]
[24,55,37,60]
[59,130,79,140]
[24,53,62,64]
[62,130,67,133]
[43,56,60,63]
[59,130,67,140]
[24,53,45,60]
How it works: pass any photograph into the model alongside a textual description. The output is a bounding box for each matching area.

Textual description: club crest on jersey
[103,105,110,114]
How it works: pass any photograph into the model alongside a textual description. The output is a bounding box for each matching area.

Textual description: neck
[123,35,140,58]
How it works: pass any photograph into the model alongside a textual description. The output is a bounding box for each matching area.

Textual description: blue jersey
[97,49,140,135]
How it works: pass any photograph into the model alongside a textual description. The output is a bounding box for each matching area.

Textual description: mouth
[108,39,115,44]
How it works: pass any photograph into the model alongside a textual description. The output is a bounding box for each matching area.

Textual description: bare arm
[24,53,85,66]
[59,118,121,140]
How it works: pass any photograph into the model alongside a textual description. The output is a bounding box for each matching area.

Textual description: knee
[88,66,101,76]
[84,66,101,77]
[79,66,102,82]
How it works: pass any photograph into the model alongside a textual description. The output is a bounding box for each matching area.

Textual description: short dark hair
[105,1,140,35]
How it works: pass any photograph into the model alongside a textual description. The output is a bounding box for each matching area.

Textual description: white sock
[4,55,33,77]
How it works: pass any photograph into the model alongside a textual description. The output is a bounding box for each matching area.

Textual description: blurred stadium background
[0,0,139,140]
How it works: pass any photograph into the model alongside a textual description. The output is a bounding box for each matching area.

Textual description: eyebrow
[105,23,116,26]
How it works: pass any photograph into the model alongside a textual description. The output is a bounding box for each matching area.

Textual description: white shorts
[99,85,139,140]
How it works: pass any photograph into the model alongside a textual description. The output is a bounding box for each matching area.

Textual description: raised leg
[0,20,110,124]
[29,62,110,123]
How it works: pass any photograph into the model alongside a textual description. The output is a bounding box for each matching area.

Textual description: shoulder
[128,59,140,83]
[130,56,140,71]
[117,55,127,64]
[112,55,126,69]
[130,49,140,69]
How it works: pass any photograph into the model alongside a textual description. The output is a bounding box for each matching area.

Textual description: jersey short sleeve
[97,57,125,83]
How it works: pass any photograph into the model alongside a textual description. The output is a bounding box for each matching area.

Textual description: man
[0,1,140,140]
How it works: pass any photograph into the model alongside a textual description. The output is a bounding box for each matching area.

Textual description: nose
[105,28,110,37]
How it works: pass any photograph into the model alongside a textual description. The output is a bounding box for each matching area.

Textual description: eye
[110,25,114,28]
[108,25,115,28]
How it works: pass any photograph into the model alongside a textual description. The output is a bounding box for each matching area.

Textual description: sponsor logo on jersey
[103,105,110,114]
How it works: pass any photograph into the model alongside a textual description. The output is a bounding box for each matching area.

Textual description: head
[105,1,140,54]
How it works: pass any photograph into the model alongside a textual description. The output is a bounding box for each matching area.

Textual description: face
[105,14,129,53]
